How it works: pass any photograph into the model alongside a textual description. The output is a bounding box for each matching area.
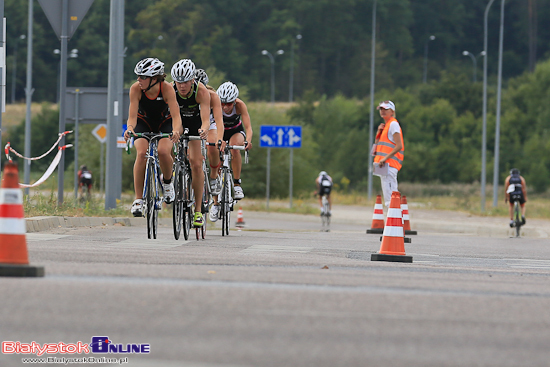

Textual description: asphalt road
[2,209,550,367]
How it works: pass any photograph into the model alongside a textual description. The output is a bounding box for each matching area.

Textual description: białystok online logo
[2,337,150,356]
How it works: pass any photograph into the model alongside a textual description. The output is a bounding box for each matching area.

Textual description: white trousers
[380,166,399,207]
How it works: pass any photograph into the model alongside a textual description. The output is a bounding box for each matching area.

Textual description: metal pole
[106,0,124,209]
[367,0,376,201]
[492,0,505,207]
[289,34,302,103]
[23,0,34,196]
[266,148,270,210]
[270,55,274,103]
[422,35,435,84]
[73,90,80,200]
[0,5,4,168]
[481,0,495,212]
[463,51,476,82]
[100,142,104,194]
[289,149,293,208]
[57,0,69,205]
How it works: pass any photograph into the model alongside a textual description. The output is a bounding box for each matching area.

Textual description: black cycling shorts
[223,123,246,142]
[510,193,525,205]
[134,115,172,140]
[319,186,331,197]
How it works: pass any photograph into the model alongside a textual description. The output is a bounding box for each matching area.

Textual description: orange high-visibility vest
[374,118,404,171]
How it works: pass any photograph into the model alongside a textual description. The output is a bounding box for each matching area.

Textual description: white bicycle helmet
[195,69,209,86]
[217,81,239,103]
[171,59,196,83]
[319,171,327,177]
[134,58,164,77]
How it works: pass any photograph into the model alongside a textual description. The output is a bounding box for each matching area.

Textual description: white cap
[377,100,395,111]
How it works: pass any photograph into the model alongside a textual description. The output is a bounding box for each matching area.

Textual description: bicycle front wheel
[182,168,193,240]
[221,171,232,236]
[172,164,183,240]
[146,161,156,239]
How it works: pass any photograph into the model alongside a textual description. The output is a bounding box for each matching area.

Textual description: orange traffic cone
[371,191,413,263]
[401,195,417,235]
[0,162,45,277]
[366,195,384,234]
[236,207,245,228]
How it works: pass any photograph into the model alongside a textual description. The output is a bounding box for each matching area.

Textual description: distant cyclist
[316,171,333,215]
[78,165,92,198]
[504,168,527,227]
[216,81,253,200]
[124,58,182,217]
[171,59,211,227]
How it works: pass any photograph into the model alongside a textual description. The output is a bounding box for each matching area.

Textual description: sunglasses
[138,75,149,80]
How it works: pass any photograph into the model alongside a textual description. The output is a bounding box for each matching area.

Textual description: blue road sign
[260,125,302,148]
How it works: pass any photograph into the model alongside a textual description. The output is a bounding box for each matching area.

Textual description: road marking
[507,259,550,269]
[97,238,186,249]
[242,245,313,253]
[26,233,70,242]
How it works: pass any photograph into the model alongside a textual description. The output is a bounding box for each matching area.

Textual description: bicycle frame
[172,128,202,240]
[321,195,330,232]
[210,142,248,236]
[127,132,171,239]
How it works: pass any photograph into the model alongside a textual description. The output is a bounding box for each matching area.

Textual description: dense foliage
[4,0,549,102]
[3,0,550,198]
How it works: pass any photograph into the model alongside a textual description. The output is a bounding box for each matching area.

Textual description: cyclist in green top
[171,59,211,227]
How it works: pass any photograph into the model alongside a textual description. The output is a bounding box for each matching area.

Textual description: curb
[25,216,167,233]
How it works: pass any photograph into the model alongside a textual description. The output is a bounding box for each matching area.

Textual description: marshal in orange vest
[373,117,404,170]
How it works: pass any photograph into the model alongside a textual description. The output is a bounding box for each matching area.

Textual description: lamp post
[54,48,78,103]
[422,35,435,83]
[261,49,284,103]
[462,50,485,82]
[289,34,302,102]
[367,0,377,201]
[481,0,496,212]
[493,0,506,207]
[11,34,26,104]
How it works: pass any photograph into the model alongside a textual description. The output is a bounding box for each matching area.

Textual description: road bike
[79,184,91,204]
[511,196,523,238]
[196,139,212,240]
[172,129,202,240]
[320,194,330,232]
[208,142,248,236]
[127,132,171,239]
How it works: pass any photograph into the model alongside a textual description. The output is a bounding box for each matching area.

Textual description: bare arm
[197,83,211,139]
[504,176,510,203]
[162,82,182,143]
[210,91,225,146]
[236,99,253,150]
[124,83,141,141]
[521,176,527,201]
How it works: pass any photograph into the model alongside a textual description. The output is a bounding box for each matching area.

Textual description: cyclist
[195,68,225,195]
[124,58,182,217]
[216,81,252,201]
[171,59,211,227]
[78,165,92,198]
[316,171,333,215]
[504,168,527,227]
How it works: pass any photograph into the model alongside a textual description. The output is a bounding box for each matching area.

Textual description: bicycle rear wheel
[172,164,183,240]
[514,201,521,237]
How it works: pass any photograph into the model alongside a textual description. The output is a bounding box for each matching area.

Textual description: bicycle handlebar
[126,132,172,154]
[205,142,249,164]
